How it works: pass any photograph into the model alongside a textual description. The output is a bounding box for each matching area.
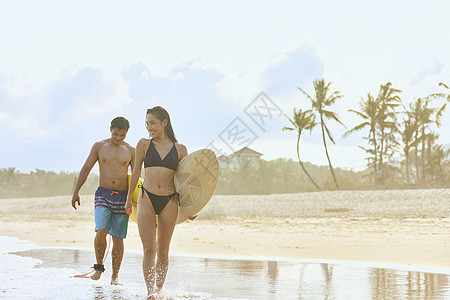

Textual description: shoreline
[3,234,449,276]
[2,216,449,273]
[1,189,449,274]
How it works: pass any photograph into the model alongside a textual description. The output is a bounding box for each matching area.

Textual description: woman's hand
[125,198,133,216]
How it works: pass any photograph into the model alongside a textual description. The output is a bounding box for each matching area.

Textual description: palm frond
[283,113,298,129]
[348,109,369,119]
[343,122,370,138]
[323,123,335,144]
[436,103,447,127]
[297,87,316,105]
[439,82,449,89]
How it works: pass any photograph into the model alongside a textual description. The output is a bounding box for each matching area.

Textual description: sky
[1,0,449,174]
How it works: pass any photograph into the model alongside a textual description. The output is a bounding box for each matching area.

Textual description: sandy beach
[1,189,449,272]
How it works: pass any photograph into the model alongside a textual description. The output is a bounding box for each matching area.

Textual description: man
[71,117,135,285]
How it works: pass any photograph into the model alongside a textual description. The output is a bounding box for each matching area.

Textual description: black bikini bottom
[140,185,179,215]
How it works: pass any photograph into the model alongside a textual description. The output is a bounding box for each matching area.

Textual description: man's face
[110,127,128,145]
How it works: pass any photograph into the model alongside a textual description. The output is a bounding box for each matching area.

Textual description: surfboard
[175,149,219,224]
[127,174,143,223]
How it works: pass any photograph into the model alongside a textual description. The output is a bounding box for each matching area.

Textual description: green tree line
[0,160,378,198]
[216,157,374,195]
[0,168,99,198]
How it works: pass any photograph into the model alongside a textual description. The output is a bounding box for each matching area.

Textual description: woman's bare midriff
[143,166,176,195]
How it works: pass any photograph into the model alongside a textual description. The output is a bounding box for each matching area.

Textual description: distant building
[229,146,263,159]
[219,147,263,169]
[218,155,232,169]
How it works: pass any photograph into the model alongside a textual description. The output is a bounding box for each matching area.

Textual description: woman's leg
[155,198,178,291]
[137,192,158,296]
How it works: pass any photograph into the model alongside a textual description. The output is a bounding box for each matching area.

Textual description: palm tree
[428,143,450,185]
[375,82,401,185]
[399,116,418,184]
[424,132,440,183]
[298,79,345,189]
[419,100,445,184]
[408,98,424,183]
[283,108,321,190]
[344,93,379,182]
[408,97,446,184]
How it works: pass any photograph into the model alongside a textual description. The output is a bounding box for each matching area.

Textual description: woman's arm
[176,143,197,220]
[177,143,188,161]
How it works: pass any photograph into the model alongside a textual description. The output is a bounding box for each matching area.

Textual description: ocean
[1,236,449,299]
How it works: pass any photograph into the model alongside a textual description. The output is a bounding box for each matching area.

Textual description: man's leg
[91,229,108,280]
[109,211,129,285]
[111,237,124,285]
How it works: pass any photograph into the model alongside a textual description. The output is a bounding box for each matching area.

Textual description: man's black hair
[111,117,130,130]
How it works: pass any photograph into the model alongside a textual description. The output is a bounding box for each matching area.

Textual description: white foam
[0,236,35,253]
[0,236,240,299]
[0,236,143,299]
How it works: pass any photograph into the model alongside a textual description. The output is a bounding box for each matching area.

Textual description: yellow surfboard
[175,149,219,224]
[127,174,143,223]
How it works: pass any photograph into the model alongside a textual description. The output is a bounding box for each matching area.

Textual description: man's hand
[71,194,80,210]
[125,198,133,216]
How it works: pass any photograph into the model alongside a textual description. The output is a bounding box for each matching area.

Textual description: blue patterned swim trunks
[94,187,129,239]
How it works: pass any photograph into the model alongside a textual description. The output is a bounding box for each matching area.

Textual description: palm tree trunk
[421,127,426,185]
[296,134,321,190]
[379,128,385,186]
[371,127,378,185]
[414,131,419,184]
[414,145,419,184]
[320,117,340,189]
[405,146,410,185]
[427,136,433,183]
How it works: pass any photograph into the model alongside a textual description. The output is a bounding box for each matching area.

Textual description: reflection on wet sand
[267,261,278,295]
[12,248,450,299]
[372,269,449,300]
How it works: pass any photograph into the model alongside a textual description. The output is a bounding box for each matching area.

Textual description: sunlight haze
[1,0,449,173]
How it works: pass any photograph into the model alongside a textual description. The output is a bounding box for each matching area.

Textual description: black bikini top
[144,139,179,171]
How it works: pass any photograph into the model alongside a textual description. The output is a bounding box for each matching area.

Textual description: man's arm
[71,143,100,210]
[129,145,136,173]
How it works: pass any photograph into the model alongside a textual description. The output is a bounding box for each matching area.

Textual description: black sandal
[93,264,105,272]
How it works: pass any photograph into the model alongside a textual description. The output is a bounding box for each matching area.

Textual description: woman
[126,106,188,299]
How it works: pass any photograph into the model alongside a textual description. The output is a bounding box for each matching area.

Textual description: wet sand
[1,189,449,272]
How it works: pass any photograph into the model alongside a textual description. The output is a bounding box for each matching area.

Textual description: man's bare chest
[98,146,131,166]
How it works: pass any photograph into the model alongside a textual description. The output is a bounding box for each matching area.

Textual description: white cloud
[0,66,132,140]
[260,43,326,112]
[410,57,445,85]
[121,60,239,146]
[0,74,49,139]
[215,42,327,145]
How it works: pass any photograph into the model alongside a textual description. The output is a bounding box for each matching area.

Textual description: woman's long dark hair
[146,106,178,142]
